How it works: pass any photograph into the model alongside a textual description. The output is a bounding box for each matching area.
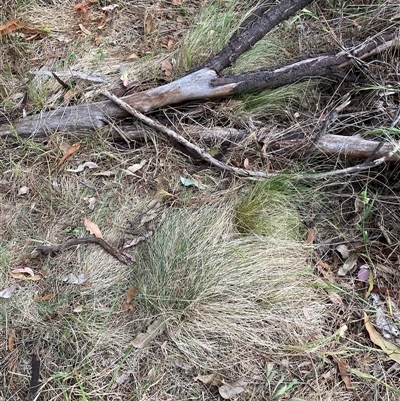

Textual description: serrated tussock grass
[133,202,326,374]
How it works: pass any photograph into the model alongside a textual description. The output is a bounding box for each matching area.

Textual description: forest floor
[1,1,400,400]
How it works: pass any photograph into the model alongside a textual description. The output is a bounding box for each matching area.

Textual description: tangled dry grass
[1,0,400,400]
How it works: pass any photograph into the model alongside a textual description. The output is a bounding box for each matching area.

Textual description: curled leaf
[0,284,18,299]
[67,161,99,173]
[57,143,81,167]
[338,252,357,276]
[180,176,205,189]
[364,312,400,363]
[11,267,34,276]
[10,272,42,281]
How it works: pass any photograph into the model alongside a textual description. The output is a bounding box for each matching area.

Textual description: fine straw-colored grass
[2,0,400,400]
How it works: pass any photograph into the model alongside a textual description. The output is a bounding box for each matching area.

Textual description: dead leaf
[123,231,153,249]
[306,228,315,244]
[124,53,139,61]
[219,377,247,399]
[57,143,81,167]
[40,294,53,301]
[120,65,130,87]
[176,15,185,23]
[333,356,353,390]
[364,312,400,363]
[62,273,88,285]
[84,217,103,238]
[167,38,175,49]
[17,186,29,196]
[130,317,166,348]
[194,373,222,387]
[0,284,18,299]
[172,0,182,5]
[83,196,97,210]
[121,286,136,311]
[329,292,345,311]
[8,329,16,351]
[144,13,154,34]
[0,19,25,37]
[102,4,118,11]
[126,159,147,174]
[11,267,34,277]
[74,3,88,20]
[67,161,99,173]
[336,244,349,260]
[73,304,83,313]
[243,158,250,170]
[79,24,91,35]
[10,271,42,281]
[161,59,173,77]
[174,358,194,375]
[338,252,358,276]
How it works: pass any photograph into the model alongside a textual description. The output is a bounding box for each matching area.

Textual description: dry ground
[1,1,400,400]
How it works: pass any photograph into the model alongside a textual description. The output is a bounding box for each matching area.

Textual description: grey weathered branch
[1,28,398,139]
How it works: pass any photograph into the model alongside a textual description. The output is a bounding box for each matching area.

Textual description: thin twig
[102,91,271,179]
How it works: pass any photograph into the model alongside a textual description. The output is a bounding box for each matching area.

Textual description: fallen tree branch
[103,91,270,178]
[199,0,314,72]
[267,133,400,162]
[307,140,400,179]
[2,28,398,139]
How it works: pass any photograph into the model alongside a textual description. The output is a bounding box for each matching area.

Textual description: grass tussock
[133,203,326,373]
[235,175,307,241]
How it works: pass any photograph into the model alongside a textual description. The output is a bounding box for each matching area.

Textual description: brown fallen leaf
[74,3,88,20]
[10,271,42,281]
[305,227,315,244]
[121,286,136,311]
[161,59,173,77]
[57,143,81,167]
[40,294,53,301]
[124,53,139,61]
[84,217,103,238]
[144,12,154,34]
[0,19,26,37]
[79,24,91,35]
[364,312,400,363]
[328,292,345,311]
[167,38,175,49]
[8,328,16,351]
[194,373,222,387]
[333,356,352,390]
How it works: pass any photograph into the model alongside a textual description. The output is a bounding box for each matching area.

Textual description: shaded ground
[1,1,400,400]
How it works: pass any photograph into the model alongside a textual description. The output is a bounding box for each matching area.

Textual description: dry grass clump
[131,203,329,391]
